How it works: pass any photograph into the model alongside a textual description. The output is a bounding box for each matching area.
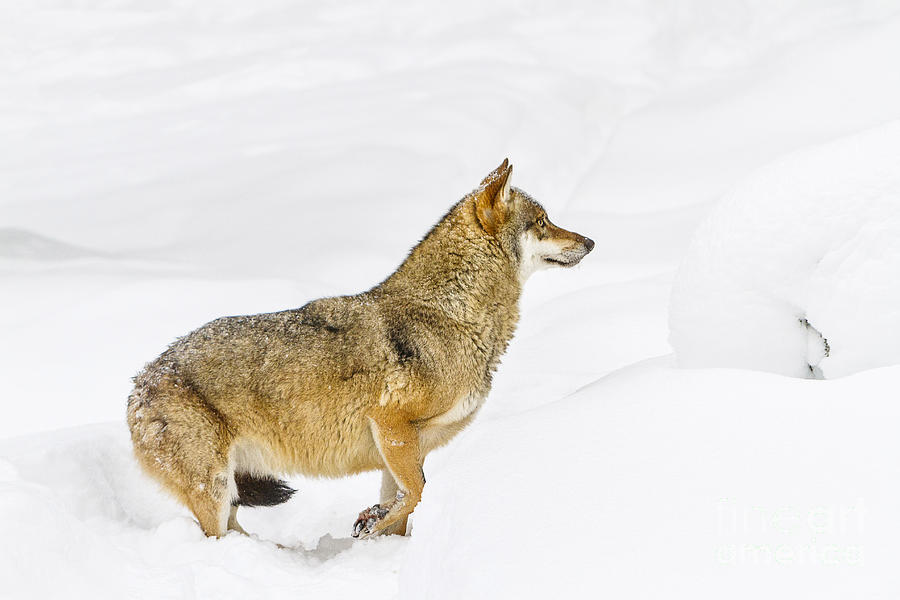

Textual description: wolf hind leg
[184,471,234,537]
[228,505,248,535]
[127,380,236,537]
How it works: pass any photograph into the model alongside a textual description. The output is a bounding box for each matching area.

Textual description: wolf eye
[536,217,546,228]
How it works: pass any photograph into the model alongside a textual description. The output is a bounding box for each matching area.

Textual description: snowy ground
[2,1,900,598]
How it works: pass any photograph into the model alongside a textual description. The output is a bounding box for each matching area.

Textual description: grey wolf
[127,159,594,539]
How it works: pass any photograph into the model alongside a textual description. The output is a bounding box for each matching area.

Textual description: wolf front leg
[353,413,424,539]
[379,470,409,536]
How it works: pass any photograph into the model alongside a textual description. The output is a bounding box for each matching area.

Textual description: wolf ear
[475,158,513,235]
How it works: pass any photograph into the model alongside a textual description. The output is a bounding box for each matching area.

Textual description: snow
[670,122,900,378]
[0,425,406,598]
[400,362,900,599]
[2,0,900,598]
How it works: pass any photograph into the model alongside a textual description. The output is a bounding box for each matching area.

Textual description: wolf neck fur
[377,198,522,326]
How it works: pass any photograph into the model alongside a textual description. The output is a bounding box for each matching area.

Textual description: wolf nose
[584,237,595,252]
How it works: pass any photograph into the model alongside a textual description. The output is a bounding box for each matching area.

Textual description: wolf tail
[233,473,296,507]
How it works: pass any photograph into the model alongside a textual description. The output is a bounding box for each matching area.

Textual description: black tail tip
[233,473,296,507]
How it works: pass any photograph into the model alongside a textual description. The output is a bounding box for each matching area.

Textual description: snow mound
[0,228,106,261]
[399,363,900,599]
[0,425,405,599]
[669,122,900,378]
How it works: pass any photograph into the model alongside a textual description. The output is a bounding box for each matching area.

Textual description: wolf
[127,159,593,539]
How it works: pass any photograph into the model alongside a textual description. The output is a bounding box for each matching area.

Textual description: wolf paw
[352,503,391,538]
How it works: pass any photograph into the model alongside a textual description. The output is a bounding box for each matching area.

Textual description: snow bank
[0,425,405,599]
[399,363,900,598]
[670,122,900,378]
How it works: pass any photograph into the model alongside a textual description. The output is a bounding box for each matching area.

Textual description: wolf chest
[427,393,483,427]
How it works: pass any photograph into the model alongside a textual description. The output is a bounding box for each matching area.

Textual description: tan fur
[126,159,593,538]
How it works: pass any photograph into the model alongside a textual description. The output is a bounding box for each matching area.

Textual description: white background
[2,1,900,598]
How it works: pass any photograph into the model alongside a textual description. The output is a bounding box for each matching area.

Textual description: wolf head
[473,159,594,282]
